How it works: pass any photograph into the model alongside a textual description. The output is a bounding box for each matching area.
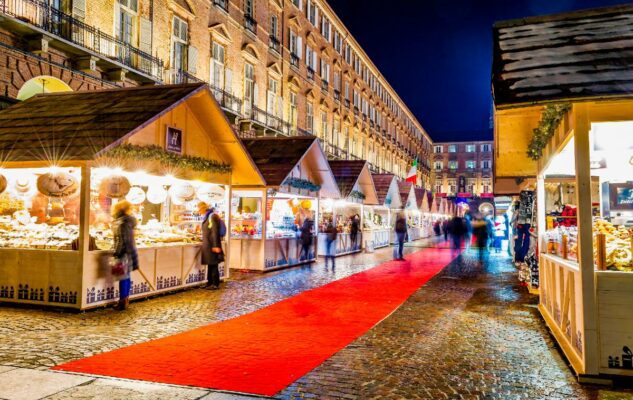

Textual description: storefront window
[267,195,316,239]
[89,168,225,250]
[230,191,262,239]
[0,167,81,250]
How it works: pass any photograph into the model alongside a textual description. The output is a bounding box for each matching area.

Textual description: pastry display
[0,222,78,250]
[100,175,131,198]
[0,174,6,195]
[593,219,632,271]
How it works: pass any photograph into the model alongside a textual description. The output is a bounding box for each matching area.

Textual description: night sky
[328,0,631,142]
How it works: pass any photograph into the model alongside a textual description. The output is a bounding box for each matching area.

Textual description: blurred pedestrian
[111,200,138,311]
[472,214,489,265]
[325,220,338,268]
[350,214,360,250]
[394,213,407,260]
[447,215,466,256]
[464,212,473,250]
[300,215,314,261]
[442,218,449,241]
[199,202,224,290]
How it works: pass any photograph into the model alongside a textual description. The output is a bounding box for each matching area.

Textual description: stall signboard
[166,126,183,154]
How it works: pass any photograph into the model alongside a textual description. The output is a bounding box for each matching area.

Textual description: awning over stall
[240,137,340,198]
[0,83,264,186]
[372,174,402,209]
[328,160,378,205]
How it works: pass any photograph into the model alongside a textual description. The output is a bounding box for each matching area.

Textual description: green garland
[102,144,231,174]
[282,177,321,192]
[349,190,366,200]
[527,103,571,161]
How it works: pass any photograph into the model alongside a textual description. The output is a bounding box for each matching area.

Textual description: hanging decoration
[169,182,196,205]
[37,171,79,198]
[147,185,168,204]
[126,187,146,205]
[100,175,131,199]
[102,144,231,174]
[349,190,366,200]
[527,103,571,161]
[282,177,321,192]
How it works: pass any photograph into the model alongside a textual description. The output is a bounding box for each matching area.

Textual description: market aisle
[54,247,455,396]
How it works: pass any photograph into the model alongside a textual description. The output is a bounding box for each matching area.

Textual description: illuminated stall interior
[368,174,403,248]
[0,83,264,309]
[319,160,378,255]
[231,137,340,271]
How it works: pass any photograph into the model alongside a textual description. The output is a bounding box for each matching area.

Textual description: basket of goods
[100,175,131,199]
[37,171,79,198]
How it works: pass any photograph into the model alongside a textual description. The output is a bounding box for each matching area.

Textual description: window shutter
[297,37,303,59]
[72,0,86,20]
[188,46,198,74]
[225,68,232,92]
[277,95,283,118]
[253,83,259,107]
[139,17,152,54]
[114,5,122,40]
[314,7,319,26]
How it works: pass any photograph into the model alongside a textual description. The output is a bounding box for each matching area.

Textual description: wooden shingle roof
[414,188,426,209]
[398,181,413,206]
[328,160,367,198]
[372,174,396,205]
[0,83,205,162]
[492,5,633,108]
[240,137,318,186]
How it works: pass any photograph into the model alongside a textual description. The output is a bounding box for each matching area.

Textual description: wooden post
[78,163,91,308]
[224,183,232,280]
[562,234,569,260]
[596,234,606,271]
[573,103,599,375]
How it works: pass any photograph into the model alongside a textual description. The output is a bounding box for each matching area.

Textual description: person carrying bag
[111,200,139,311]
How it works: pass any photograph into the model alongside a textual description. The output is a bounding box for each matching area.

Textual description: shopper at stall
[112,200,139,311]
[199,202,223,290]
[300,215,315,262]
[350,214,360,250]
[394,213,407,260]
[324,220,338,268]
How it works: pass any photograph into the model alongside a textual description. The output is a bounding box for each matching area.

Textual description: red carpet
[54,248,454,396]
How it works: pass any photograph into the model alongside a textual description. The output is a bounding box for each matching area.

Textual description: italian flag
[405,159,418,185]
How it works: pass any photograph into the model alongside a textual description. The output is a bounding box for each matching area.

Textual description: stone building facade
[432,141,494,197]
[0,0,432,187]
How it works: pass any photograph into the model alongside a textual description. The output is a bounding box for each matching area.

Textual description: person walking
[394,213,407,260]
[199,202,224,290]
[350,214,360,250]
[324,220,338,268]
[472,214,489,265]
[300,215,314,262]
[448,215,465,256]
[442,218,449,241]
[111,200,139,311]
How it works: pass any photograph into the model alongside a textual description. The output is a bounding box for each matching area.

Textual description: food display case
[318,199,363,256]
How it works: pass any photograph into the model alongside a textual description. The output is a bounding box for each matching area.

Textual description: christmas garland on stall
[349,190,366,200]
[102,144,232,174]
[282,177,321,192]
[527,103,571,161]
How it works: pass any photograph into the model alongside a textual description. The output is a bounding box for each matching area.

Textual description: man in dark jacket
[394,213,407,260]
[199,202,223,290]
[299,216,314,262]
[350,214,360,250]
[324,220,338,268]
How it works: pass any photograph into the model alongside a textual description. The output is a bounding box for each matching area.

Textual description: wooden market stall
[394,181,421,242]
[493,5,633,380]
[0,83,264,310]
[414,188,431,239]
[367,174,402,249]
[230,137,340,271]
[316,160,378,255]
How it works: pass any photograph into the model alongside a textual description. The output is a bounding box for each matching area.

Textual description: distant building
[432,140,494,198]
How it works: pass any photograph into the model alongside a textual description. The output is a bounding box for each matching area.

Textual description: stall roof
[372,174,396,204]
[492,4,633,108]
[397,181,415,209]
[414,188,426,209]
[328,160,378,205]
[0,84,203,161]
[240,137,340,198]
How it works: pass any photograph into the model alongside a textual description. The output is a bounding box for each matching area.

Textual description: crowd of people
[432,212,504,263]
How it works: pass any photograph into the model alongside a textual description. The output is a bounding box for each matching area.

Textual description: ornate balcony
[321,79,328,92]
[209,84,243,116]
[244,14,257,34]
[213,0,228,12]
[290,53,300,68]
[0,0,164,81]
[307,66,315,81]
[168,69,201,84]
[333,89,341,102]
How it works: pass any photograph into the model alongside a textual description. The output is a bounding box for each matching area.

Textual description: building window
[306,102,314,133]
[320,59,330,82]
[482,160,491,169]
[482,178,491,193]
[270,15,278,39]
[307,0,318,26]
[243,62,255,114]
[320,112,328,142]
[245,0,254,17]
[434,161,443,170]
[289,91,298,128]
[435,184,442,194]
[434,145,442,153]
[448,179,457,194]
[467,178,476,193]
[481,143,491,152]
[289,29,302,60]
[448,160,458,170]
[267,77,280,117]
[115,0,137,45]
[306,45,317,74]
[447,144,457,153]
[466,160,476,170]
[321,16,331,41]
[171,16,188,72]
[292,0,302,9]
[465,144,476,152]
[210,42,225,89]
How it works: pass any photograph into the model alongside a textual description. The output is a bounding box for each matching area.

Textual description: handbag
[111,255,129,278]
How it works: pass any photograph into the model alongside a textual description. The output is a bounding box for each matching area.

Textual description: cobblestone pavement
[2,241,633,399]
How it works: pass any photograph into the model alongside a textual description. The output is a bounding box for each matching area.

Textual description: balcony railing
[290,53,300,68]
[297,127,313,137]
[269,35,280,53]
[323,142,348,160]
[244,14,257,34]
[333,89,340,102]
[168,69,202,84]
[321,79,328,92]
[213,0,228,12]
[306,66,315,81]
[209,84,243,115]
[0,0,163,81]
